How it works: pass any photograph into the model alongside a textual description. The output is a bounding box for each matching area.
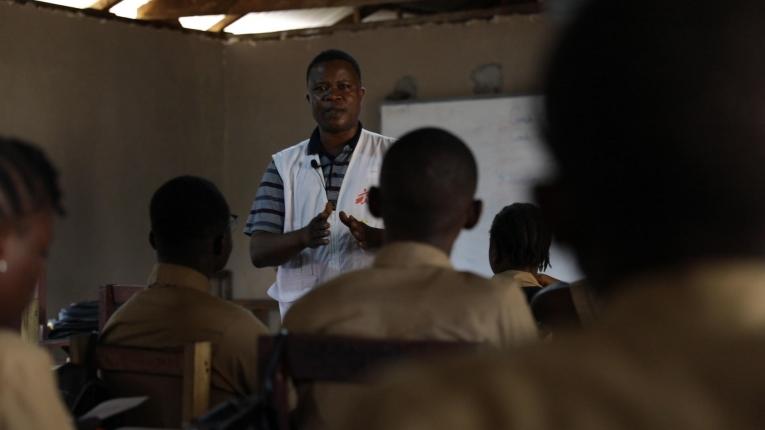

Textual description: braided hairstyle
[490,203,551,273]
[0,137,64,222]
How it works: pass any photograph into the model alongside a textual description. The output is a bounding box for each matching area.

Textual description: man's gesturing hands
[339,211,383,249]
[299,202,384,250]
[301,202,333,248]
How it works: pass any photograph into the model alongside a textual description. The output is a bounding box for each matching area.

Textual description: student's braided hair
[0,137,64,221]
[490,203,551,272]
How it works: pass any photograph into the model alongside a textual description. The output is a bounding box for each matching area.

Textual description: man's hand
[535,273,561,287]
[301,202,333,248]
[339,211,383,249]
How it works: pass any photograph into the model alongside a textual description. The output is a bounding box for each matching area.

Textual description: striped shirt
[244,126,361,235]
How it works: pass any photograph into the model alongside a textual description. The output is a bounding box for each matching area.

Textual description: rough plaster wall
[0,2,552,312]
[0,2,225,315]
[222,15,553,298]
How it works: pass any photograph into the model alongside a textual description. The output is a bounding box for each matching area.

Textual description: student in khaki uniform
[284,128,537,428]
[100,176,268,420]
[284,128,536,342]
[336,1,765,429]
[0,138,73,430]
[489,203,553,304]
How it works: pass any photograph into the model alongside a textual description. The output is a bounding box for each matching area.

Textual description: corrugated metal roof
[224,7,354,35]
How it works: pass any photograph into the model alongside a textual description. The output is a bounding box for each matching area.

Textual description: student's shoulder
[205,294,268,332]
[0,329,42,351]
[451,270,528,303]
[290,272,361,306]
[0,330,53,372]
[284,270,375,323]
[446,268,500,289]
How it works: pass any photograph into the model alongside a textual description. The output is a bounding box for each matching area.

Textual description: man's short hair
[150,176,229,256]
[543,0,765,279]
[306,49,362,83]
[380,127,477,238]
[0,136,64,222]
[490,203,551,272]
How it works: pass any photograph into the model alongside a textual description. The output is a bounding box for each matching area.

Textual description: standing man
[244,50,395,316]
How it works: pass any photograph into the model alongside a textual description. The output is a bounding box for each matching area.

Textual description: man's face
[306,60,365,133]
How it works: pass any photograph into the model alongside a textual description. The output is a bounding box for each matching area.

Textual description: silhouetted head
[0,137,63,328]
[368,127,482,254]
[149,176,232,277]
[489,203,551,275]
[539,0,765,288]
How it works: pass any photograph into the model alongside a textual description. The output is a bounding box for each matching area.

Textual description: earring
[0,260,7,273]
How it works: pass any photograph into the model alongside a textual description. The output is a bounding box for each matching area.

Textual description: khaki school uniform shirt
[100,264,268,401]
[285,242,537,346]
[283,242,537,429]
[494,270,542,289]
[339,261,765,430]
[0,330,74,430]
[494,270,543,303]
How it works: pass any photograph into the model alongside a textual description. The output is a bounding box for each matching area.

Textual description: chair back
[97,341,211,427]
[98,284,144,330]
[257,333,478,430]
[70,333,212,428]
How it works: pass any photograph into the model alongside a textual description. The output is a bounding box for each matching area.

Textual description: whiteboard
[381,96,582,282]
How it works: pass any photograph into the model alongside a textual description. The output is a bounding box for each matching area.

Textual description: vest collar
[306,122,363,155]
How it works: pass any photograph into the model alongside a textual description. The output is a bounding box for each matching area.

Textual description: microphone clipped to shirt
[311,158,332,201]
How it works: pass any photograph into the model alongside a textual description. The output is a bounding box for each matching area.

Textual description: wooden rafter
[230,3,543,40]
[138,0,422,20]
[208,14,244,32]
[90,0,123,10]
[332,7,360,25]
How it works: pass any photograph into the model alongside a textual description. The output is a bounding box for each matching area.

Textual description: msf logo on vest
[355,188,368,205]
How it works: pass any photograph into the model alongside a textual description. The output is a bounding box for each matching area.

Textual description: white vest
[269,129,395,302]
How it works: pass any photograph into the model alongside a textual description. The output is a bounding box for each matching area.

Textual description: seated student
[100,176,268,423]
[0,137,73,429]
[489,202,553,303]
[337,1,765,429]
[490,204,600,334]
[531,280,602,333]
[284,127,537,427]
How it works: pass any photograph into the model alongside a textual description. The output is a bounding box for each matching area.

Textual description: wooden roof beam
[231,3,543,40]
[138,0,422,20]
[208,14,245,32]
[90,0,123,10]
